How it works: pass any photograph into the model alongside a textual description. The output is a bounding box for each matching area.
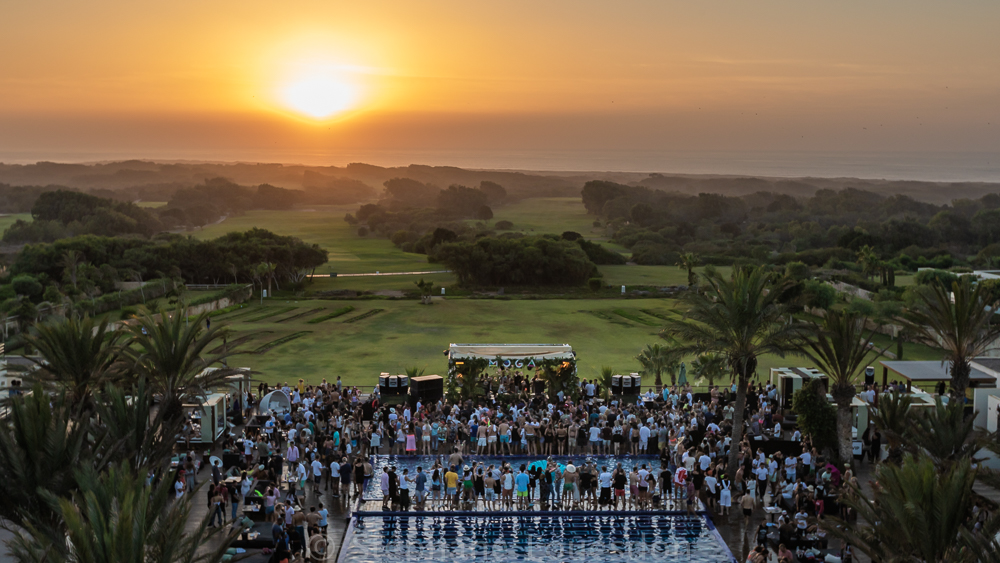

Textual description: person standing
[869,430,882,463]
[515,465,531,510]
[719,476,732,516]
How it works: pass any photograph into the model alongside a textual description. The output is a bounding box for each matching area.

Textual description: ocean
[1,149,999,183]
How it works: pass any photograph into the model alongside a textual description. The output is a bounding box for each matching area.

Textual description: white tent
[259,390,291,414]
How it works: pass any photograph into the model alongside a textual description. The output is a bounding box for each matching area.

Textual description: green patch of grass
[210,331,273,354]
[244,307,298,323]
[207,303,245,318]
[191,205,433,275]
[612,309,661,327]
[275,308,325,323]
[251,331,313,354]
[343,309,384,323]
[640,309,675,321]
[307,306,356,324]
[306,272,454,294]
[579,310,633,327]
[215,305,266,321]
[213,296,945,388]
[0,213,32,234]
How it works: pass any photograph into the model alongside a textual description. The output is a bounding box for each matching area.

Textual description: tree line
[582,180,1000,271]
[2,228,326,311]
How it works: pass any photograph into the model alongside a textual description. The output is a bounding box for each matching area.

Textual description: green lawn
[306,272,456,293]
[0,213,31,233]
[600,265,733,287]
[137,201,168,208]
[213,298,945,388]
[191,198,730,290]
[192,205,433,275]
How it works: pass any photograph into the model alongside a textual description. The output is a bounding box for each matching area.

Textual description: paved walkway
[308,270,450,278]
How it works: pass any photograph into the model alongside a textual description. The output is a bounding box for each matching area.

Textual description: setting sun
[281,72,358,119]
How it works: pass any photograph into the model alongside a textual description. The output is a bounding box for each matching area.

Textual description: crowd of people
[179,372,876,562]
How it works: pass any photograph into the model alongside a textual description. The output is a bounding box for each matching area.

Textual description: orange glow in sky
[1,0,998,159]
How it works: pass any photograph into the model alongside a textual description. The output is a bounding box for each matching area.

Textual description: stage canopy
[448,343,575,362]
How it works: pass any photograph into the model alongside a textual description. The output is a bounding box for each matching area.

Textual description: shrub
[802,280,836,310]
[474,205,494,220]
[588,278,603,292]
[42,285,61,303]
[357,226,369,237]
[495,220,514,230]
[914,269,959,287]
[11,274,43,299]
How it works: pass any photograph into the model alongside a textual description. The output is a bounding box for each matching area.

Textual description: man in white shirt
[638,424,650,453]
[755,465,768,501]
[243,437,255,464]
[311,458,324,492]
[329,459,341,497]
[698,452,712,472]
[785,455,797,482]
[598,466,613,507]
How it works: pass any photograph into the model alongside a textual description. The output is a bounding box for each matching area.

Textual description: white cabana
[259,390,291,414]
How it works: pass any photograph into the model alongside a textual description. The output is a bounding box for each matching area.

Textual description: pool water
[364,455,663,500]
[339,513,735,563]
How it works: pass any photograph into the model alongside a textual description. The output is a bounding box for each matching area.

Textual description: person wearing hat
[562,463,578,507]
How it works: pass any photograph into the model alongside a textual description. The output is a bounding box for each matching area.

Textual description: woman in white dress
[719,477,732,516]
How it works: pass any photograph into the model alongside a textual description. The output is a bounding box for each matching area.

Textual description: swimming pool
[364,454,663,500]
[339,513,736,563]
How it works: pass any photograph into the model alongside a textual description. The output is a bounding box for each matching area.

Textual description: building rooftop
[880,360,997,383]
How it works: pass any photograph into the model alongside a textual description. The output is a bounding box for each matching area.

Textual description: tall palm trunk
[950,359,971,402]
[833,387,855,463]
[727,373,749,480]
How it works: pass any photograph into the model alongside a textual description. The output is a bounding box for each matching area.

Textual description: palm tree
[123,268,145,303]
[794,310,875,463]
[7,464,238,563]
[906,275,1000,400]
[636,343,676,390]
[661,266,800,479]
[597,366,615,400]
[910,396,986,470]
[691,352,728,387]
[676,252,699,287]
[415,278,435,305]
[59,249,84,292]
[259,262,277,296]
[855,244,879,282]
[124,307,233,428]
[22,315,124,412]
[94,378,181,470]
[0,386,97,540]
[869,391,916,464]
[822,455,999,563]
[404,366,426,378]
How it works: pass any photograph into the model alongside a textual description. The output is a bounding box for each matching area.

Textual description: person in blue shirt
[317,503,328,535]
[414,466,428,508]
[515,464,531,509]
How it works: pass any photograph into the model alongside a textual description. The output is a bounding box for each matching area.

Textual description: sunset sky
[2,1,999,167]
